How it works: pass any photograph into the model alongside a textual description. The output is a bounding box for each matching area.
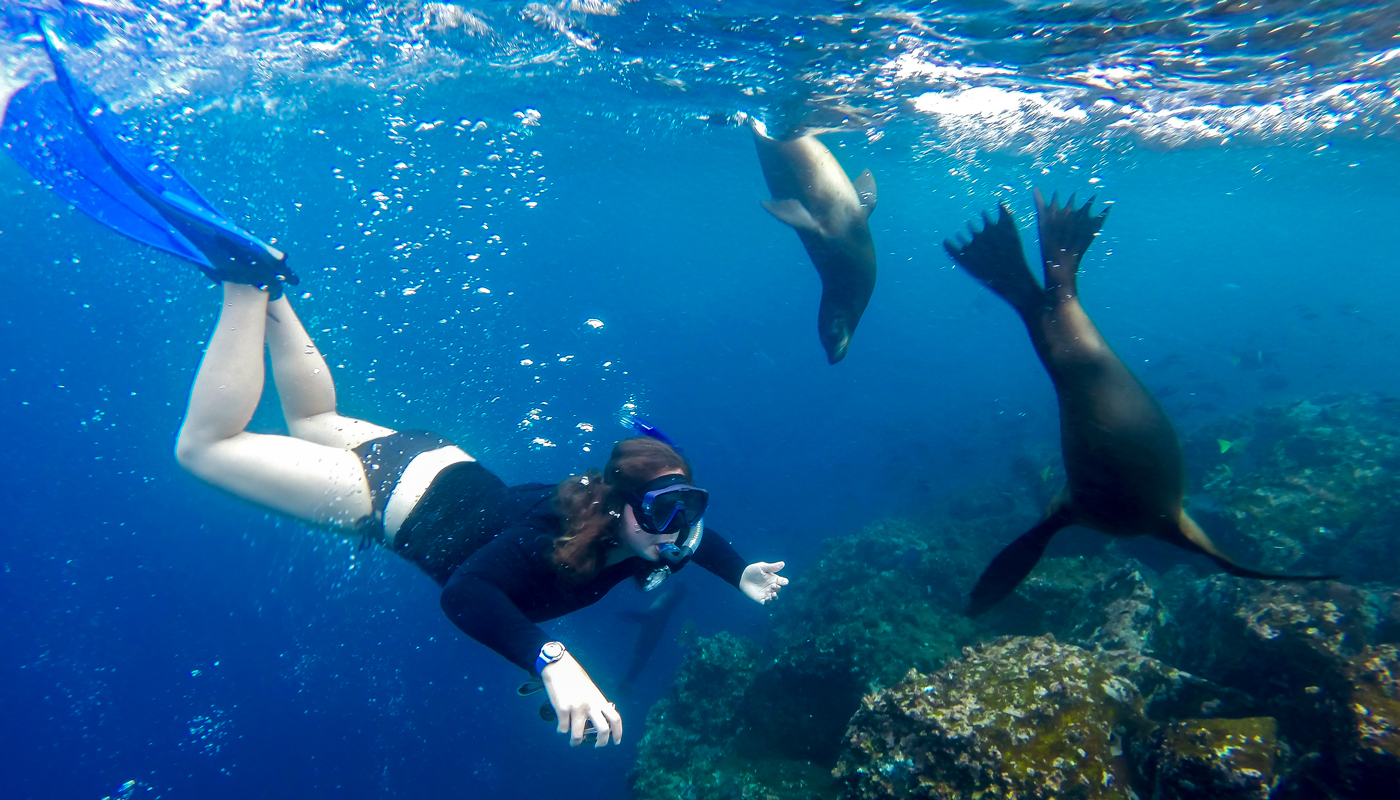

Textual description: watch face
[542,642,564,660]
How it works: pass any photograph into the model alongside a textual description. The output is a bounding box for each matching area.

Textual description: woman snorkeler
[1,23,788,750]
[173,279,787,749]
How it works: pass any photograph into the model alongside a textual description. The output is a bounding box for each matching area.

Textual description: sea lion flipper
[943,204,1046,315]
[761,198,823,235]
[966,511,1071,616]
[1169,512,1342,582]
[1034,188,1109,298]
[853,169,877,216]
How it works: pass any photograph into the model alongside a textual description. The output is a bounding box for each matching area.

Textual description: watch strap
[535,641,565,675]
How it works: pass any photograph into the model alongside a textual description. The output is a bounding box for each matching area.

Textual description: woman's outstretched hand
[541,652,623,747]
[740,561,788,604]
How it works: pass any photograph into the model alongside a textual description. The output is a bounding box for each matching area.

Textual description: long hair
[551,437,693,582]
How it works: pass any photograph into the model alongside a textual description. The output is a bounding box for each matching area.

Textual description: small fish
[1040,466,1053,482]
[1218,439,1234,454]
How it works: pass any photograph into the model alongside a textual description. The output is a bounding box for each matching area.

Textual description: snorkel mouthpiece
[661,519,704,569]
[657,542,690,569]
[644,519,705,591]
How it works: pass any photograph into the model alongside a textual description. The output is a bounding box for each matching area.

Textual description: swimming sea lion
[944,190,1338,615]
[750,118,877,364]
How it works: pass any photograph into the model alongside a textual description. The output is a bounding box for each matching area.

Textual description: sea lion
[944,190,1337,615]
[750,118,877,364]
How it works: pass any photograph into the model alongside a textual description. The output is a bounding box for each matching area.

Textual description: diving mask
[627,473,709,535]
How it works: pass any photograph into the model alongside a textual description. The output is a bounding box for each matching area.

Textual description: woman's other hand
[540,652,623,747]
[740,561,788,604]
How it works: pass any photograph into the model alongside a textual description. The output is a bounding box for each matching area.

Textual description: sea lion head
[819,310,855,364]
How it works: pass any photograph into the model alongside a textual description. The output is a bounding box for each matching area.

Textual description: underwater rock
[1067,563,1184,662]
[748,517,991,767]
[978,556,1108,638]
[1177,577,1374,750]
[631,633,841,800]
[739,641,863,764]
[1096,652,1259,723]
[1335,645,1400,794]
[835,635,1143,800]
[1131,717,1278,800]
[1374,589,1400,644]
[1185,393,1400,584]
[630,633,762,797]
[651,631,760,740]
[983,558,1184,663]
[766,518,985,692]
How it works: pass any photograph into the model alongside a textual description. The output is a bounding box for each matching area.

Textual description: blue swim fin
[1,78,212,266]
[1,17,297,297]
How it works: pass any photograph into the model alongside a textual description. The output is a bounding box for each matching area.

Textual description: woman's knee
[174,429,212,474]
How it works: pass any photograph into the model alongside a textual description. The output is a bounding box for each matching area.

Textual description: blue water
[2,2,1399,798]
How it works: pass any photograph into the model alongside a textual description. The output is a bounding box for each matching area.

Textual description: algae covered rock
[984,558,1183,663]
[631,632,761,796]
[1374,589,1400,643]
[631,632,841,800]
[835,635,1143,800]
[1067,564,1184,662]
[740,641,863,764]
[1132,717,1278,800]
[979,556,1111,638]
[1336,645,1400,793]
[1177,577,1375,749]
[1096,652,1259,723]
[751,517,987,766]
[1186,393,1400,583]
[766,518,992,691]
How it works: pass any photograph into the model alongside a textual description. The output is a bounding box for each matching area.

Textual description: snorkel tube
[623,415,704,590]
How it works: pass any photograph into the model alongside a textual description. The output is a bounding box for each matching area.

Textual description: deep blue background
[2,81,1399,799]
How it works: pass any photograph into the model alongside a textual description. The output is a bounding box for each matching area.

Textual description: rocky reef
[1183,393,1400,584]
[632,392,1400,800]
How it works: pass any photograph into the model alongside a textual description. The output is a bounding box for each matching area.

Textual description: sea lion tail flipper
[761,198,824,236]
[1034,189,1109,299]
[1172,513,1341,582]
[966,512,1071,616]
[853,169,877,216]
[943,204,1046,315]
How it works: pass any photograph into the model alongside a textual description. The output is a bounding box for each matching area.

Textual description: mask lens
[640,485,708,535]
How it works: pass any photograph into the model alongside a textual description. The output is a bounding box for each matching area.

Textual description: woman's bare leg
[174,284,373,528]
[264,295,394,448]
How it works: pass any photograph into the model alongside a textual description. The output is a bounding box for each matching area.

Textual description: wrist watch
[535,641,566,675]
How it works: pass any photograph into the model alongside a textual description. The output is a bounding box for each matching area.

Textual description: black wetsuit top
[402,463,747,673]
